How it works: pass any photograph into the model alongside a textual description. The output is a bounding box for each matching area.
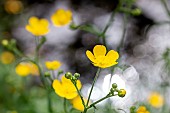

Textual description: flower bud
[69,23,78,30]
[74,73,80,78]
[112,83,117,89]
[44,72,51,77]
[65,72,72,79]
[110,88,115,95]
[72,76,77,81]
[130,106,136,113]
[131,9,142,16]
[58,70,63,75]
[118,89,126,97]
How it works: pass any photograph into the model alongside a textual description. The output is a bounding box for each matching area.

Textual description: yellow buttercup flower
[0,51,15,64]
[53,76,82,99]
[137,106,150,113]
[45,60,61,70]
[25,16,49,36]
[51,9,72,27]
[148,92,164,108]
[15,62,39,76]
[86,45,119,68]
[5,0,23,14]
[71,96,87,111]
[15,63,30,76]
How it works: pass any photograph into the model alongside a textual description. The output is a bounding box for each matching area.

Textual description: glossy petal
[93,45,106,57]
[53,80,65,98]
[86,50,96,63]
[51,9,72,27]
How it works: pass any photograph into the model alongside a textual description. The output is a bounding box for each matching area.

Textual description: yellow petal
[65,91,78,99]
[53,79,65,97]
[93,45,106,57]
[71,96,85,111]
[86,50,96,63]
[40,19,49,27]
[29,16,39,25]
[105,50,119,61]
[77,80,82,90]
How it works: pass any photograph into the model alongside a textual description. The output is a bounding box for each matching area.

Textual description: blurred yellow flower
[137,106,150,113]
[148,92,164,108]
[52,76,82,99]
[25,16,49,36]
[26,63,39,76]
[45,60,61,70]
[15,63,30,76]
[15,62,39,76]
[4,0,23,14]
[86,45,119,68]
[51,9,72,27]
[0,51,15,64]
[71,96,87,111]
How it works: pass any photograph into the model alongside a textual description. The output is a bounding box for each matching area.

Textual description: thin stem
[86,94,112,109]
[117,108,127,113]
[34,37,40,63]
[52,70,55,80]
[86,68,101,107]
[117,14,128,53]
[161,0,170,18]
[64,98,68,113]
[100,11,116,47]
[72,80,86,108]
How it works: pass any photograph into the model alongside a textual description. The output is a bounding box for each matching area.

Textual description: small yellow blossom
[15,63,30,76]
[148,92,164,108]
[71,96,87,111]
[25,16,49,36]
[15,62,39,76]
[2,39,9,46]
[86,45,119,68]
[51,9,72,27]
[53,76,82,99]
[45,60,61,70]
[137,106,150,113]
[0,51,15,64]
[4,0,23,14]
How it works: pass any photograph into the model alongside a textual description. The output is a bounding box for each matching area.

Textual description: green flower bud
[58,70,63,75]
[72,76,77,81]
[69,23,78,30]
[130,106,136,113]
[110,88,115,95]
[74,73,80,78]
[112,83,117,89]
[118,89,126,97]
[131,9,142,16]
[44,72,51,77]
[65,72,72,79]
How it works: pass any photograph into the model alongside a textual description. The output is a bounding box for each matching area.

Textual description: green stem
[72,80,86,108]
[117,14,128,53]
[100,11,116,47]
[64,98,68,113]
[86,68,101,107]
[52,70,55,80]
[47,91,53,113]
[161,0,170,18]
[86,94,112,110]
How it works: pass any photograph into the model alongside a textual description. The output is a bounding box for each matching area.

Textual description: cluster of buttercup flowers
[25,9,72,36]
[10,6,128,113]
